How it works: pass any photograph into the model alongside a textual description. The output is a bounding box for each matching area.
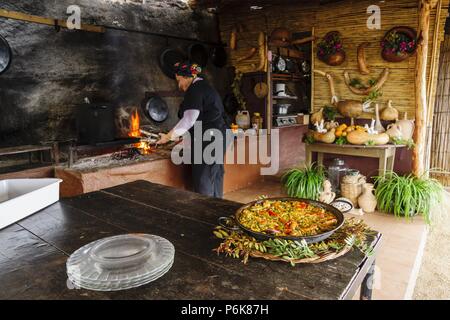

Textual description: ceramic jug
[236,110,250,129]
[394,112,414,140]
[358,183,377,213]
[386,123,403,140]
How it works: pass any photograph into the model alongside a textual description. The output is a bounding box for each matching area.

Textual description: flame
[129,110,140,138]
[127,110,153,155]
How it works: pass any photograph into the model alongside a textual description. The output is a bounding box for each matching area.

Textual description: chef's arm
[157,109,200,144]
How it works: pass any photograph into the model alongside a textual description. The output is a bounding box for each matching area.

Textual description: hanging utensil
[187,43,208,68]
[210,46,227,68]
[159,47,186,79]
[141,94,169,123]
[0,34,12,75]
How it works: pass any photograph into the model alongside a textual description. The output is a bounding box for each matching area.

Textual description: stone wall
[0,0,228,147]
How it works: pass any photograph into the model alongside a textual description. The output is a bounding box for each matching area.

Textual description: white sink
[0,178,62,230]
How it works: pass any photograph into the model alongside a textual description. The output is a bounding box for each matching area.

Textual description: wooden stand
[305,143,405,176]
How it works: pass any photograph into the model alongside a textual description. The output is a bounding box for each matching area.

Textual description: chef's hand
[156,133,171,145]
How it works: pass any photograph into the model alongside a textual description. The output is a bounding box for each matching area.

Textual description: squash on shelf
[309,128,336,144]
[347,131,390,145]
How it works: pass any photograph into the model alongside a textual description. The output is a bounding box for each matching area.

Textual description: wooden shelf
[273,95,298,100]
[273,124,308,129]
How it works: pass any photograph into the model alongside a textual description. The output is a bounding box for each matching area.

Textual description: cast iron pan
[218,197,345,244]
[159,48,186,79]
[210,46,227,68]
[0,34,12,75]
[187,43,208,68]
[142,94,169,123]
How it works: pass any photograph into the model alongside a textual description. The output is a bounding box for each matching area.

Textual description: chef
[156,62,229,198]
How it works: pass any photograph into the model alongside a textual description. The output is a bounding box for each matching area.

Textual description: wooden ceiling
[189,0,344,12]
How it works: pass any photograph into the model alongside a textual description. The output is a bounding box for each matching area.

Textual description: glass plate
[67,234,174,284]
[68,260,174,291]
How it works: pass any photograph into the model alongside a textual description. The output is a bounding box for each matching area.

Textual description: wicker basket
[341,174,365,206]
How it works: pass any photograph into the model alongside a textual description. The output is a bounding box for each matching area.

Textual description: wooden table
[0,180,381,300]
[305,143,405,176]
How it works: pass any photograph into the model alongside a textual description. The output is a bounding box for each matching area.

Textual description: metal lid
[331,158,345,166]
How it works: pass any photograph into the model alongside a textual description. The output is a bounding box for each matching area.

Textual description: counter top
[0,180,381,300]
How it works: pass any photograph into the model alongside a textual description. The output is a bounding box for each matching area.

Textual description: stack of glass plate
[66,234,174,291]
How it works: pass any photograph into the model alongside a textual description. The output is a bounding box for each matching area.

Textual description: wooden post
[413,0,438,176]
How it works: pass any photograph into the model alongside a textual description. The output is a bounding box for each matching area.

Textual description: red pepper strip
[297,202,307,209]
[268,210,278,217]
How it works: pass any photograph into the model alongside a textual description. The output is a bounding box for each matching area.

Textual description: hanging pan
[0,34,12,75]
[142,94,169,123]
[187,43,208,68]
[159,48,186,79]
[210,46,227,68]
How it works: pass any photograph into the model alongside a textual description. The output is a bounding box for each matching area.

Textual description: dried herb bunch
[213,218,376,266]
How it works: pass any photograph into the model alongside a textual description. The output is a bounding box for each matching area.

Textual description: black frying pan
[210,46,227,68]
[141,94,169,123]
[159,48,186,79]
[218,197,345,244]
[187,43,208,68]
[0,34,12,75]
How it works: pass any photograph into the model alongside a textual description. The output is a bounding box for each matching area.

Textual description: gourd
[381,100,399,121]
[311,108,324,125]
[347,131,389,145]
[312,129,336,144]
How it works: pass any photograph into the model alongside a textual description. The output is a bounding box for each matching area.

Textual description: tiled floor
[224,178,427,300]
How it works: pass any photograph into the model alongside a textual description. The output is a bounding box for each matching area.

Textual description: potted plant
[373,171,444,224]
[282,164,325,200]
[317,31,346,66]
[380,26,417,63]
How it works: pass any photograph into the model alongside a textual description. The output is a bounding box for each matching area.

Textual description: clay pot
[358,183,377,213]
[386,123,403,140]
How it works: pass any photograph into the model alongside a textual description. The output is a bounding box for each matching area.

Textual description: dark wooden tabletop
[0,180,381,300]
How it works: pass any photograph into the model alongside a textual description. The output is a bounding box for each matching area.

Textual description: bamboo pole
[425,0,443,174]
[413,0,438,177]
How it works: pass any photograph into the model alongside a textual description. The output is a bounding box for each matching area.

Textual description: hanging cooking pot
[0,34,12,75]
[210,46,227,68]
[187,43,208,68]
[159,48,186,79]
[142,94,169,123]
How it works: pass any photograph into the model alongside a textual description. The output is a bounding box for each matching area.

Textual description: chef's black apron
[178,79,229,198]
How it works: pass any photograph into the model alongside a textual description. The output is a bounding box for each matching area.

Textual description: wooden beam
[0,9,105,33]
[413,0,438,176]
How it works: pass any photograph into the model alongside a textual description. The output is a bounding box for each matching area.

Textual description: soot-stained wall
[0,0,227,147]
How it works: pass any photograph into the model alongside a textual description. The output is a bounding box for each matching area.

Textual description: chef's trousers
[192,163,224,198]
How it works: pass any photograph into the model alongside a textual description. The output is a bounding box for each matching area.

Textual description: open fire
[128,109,153,155]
